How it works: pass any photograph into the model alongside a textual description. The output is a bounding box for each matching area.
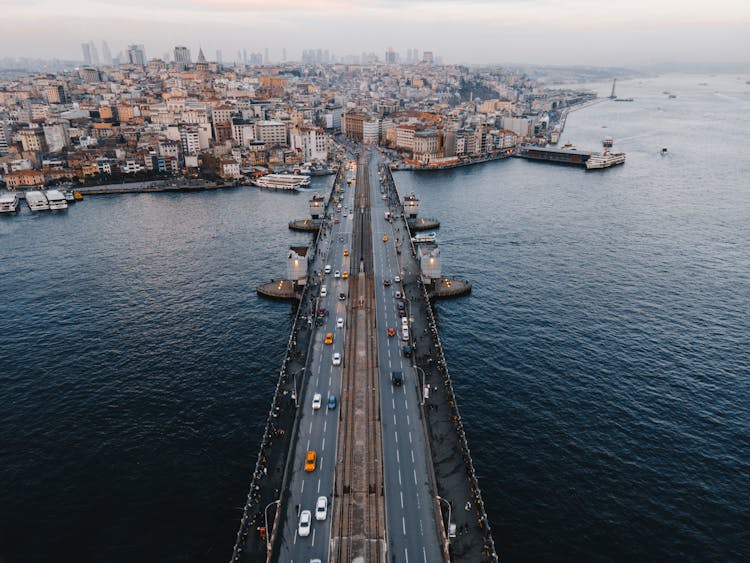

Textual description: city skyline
[1,0,749,67]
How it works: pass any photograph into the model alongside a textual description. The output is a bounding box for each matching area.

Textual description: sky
[1,0,749,67]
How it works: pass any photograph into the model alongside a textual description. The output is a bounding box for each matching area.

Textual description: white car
[336,317,344,329]
[298,510,312,537]
[312,393,322,410]
[394,275,401,283]
[320,286,327,298]
[334,271,341,278]
[395,291,402,299]
[315,496,328,521]
[332,353,341,366]
[324,265,332,274]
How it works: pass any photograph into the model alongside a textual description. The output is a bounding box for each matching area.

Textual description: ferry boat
[0,192,20,213]
[586,137,626,170]
[45,189,68,210]
[64,190,75,202]
[251,174,311,192]
[412,232,437,243]
[25,190,50,211]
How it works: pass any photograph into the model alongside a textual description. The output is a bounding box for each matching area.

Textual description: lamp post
[436,495,453,550]
[263,499,280,554]
[415,365,426,406]
[291,367,304,408]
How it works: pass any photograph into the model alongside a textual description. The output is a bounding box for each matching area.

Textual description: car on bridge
[334,270,341,278]
[394,275,401,283]
[383,279,391,286]
[387,327,395,337]
[343,249,349,256]
[298,510,312,536]
[305,450,317,472]
[336,317,344,329]
[383,235,388,242]
[342,271,349,279]
[328,395,337,409]
[312,393,322,410]
[315,496,328,521]
[325,332,333,344]
[332,353,341,366]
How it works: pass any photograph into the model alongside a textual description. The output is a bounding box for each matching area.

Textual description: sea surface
[2,74,749,562]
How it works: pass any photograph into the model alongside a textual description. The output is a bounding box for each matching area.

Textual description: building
[174,45,191,64]
[231,118,255,147]
[179,124,201,155]
[79,67,101,82]
[0,123,12,156]
[413,129,439,162]
[45,84,68,104]
[5,169,45,189]
[254,120,287,146]
[290,126,328,162]
[219,158,241,179]
[395,125,416,151]
[362,119,380,144]
[343,112,367,142]
[127,44,147,66]
[19,128,47,153]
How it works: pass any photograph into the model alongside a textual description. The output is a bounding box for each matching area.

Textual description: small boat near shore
[0,192,20,213]
[26,190,50,211]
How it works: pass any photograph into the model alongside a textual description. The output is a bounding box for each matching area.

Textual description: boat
[586,137,626,170]
[25,190,50,211]
[45,189,68,210]
[615,97,634,102]
[64,190,75,202]
[661,148,668,155]
[668,94,677,99]
[0,192,20,213]
[412,232,437,243]
[251,174,311,192]
[73,191,84,201]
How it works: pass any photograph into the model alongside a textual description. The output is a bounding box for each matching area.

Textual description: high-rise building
[81,42,92,65]
[385,47,397,64]
[88,41,100,66]
[216,49,222,64]
[264,48,269,64]
[127,44,146,66]
[174,45,191,64]
[101,41,112,65]
[45,84,68,104]
[422,51,434,63]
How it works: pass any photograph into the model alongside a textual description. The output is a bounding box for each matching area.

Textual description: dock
[408,217,441,232]
[74,179,234,195]
[429,277,472,299]
[256,279,302,300]
[288,219,321,232]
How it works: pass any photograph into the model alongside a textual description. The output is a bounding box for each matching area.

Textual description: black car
[401,345,412,357]
[391,371,403,386]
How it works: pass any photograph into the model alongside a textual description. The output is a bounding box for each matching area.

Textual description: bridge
[231,147,497,563]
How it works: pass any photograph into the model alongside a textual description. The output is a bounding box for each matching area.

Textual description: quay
[392,150,512,171]
[74,179,235,196]
[515,143,592,167]
[408,217,441,232]
[288,219,321,233]
[233,144,497,563]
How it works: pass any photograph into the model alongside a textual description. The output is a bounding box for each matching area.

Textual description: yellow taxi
[343,249,349,256]
[324,332,333,345]
[342,271,349,279]
[383,236,388,242]
[305,450,317,472]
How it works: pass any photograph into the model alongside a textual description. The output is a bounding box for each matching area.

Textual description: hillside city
[0,44,596,189]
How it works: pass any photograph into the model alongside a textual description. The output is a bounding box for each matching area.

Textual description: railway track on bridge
[330,152,385,563]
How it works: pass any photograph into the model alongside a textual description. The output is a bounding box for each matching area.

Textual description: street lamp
[291,367,304,408]
[436,495,453,546]
[263,499,280,554]
[414,365,427,406]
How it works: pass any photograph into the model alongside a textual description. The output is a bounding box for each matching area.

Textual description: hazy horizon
[2,0,749,67]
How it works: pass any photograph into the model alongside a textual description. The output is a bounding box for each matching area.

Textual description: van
[321,285,327,297]
[401,317,408,329]
[391,371,403,386]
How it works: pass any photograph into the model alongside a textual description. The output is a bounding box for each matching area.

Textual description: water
[2,74,749,561]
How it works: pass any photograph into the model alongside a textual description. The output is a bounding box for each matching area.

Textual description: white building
[290,126,328,162]
[362,119,380,144]
[255,120,287,146]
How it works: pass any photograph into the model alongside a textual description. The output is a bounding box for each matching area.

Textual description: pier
[232,144,497,563]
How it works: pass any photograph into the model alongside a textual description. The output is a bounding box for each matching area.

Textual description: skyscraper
[216,49,222,64]
[174,45,191,64]
[101,40,112,65]
[127,44,146,66]
[88,41,100,66]
[81,42,92,65]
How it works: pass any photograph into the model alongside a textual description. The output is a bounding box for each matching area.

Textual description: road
[367,153,445,563]
[275,162,357,563]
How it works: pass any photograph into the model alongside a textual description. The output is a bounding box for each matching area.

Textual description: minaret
[609,78,617,99]
[195,47,208,72]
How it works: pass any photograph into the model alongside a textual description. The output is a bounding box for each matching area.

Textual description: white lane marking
[396,449,400,464]
[392,398,395,409]
[400,490,404,508]
[420,520,424,534]
[301,480,305,493]
[317,479,321,493]
[395,431,398,443]
[329,375,331,386]
[408,432,412,444]
[322,437,326,451]
[407,415,410,425]
[416,490,421,509]
[413,468,417,484]
[312,528,316,546]
[398,468,402,485]
[423,546,427,562]
[309,421,313,433]
[404,547,409,562]
[411,450,415,463]
[293,529,297,545]
[323,420,327,433]
[393,414,397,425]
[307,439,310,450]
[402,517,407,536]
